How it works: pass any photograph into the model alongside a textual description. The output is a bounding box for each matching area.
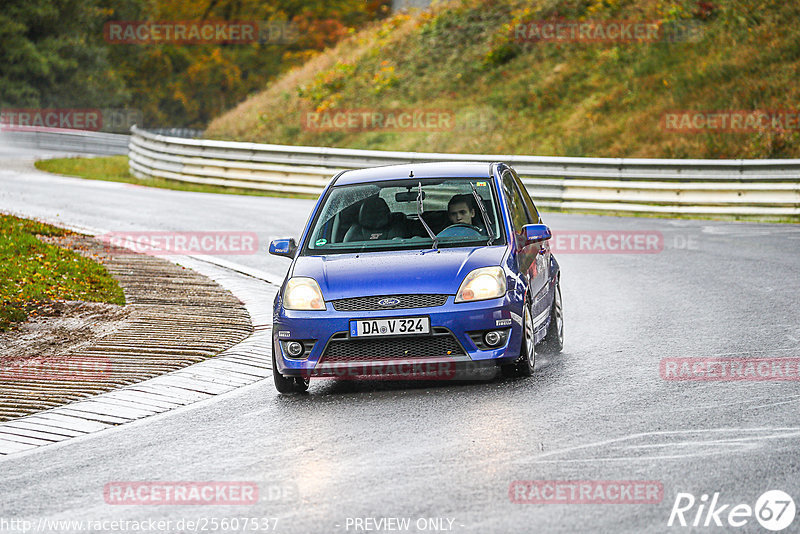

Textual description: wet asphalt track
[1,153,800,533]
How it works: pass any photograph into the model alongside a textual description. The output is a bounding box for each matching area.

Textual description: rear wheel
[272,344,309,394]
[540,282,564,354]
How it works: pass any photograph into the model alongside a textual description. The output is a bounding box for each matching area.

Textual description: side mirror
[522,224,551,245]
[269,238,297,258]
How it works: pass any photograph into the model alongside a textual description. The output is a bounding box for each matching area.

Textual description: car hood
[292,246,508,300]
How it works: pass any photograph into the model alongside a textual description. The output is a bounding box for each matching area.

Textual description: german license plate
[349,316,430,337]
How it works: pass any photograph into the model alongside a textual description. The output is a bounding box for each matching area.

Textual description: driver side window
[511,170,540,223]
[502,172,529,232]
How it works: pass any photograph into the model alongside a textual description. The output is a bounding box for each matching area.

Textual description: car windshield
[302,177,506,255]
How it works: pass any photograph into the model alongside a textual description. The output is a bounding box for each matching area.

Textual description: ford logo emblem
[378,298,400,306]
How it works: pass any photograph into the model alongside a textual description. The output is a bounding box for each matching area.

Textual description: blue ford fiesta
[269,162,563,393]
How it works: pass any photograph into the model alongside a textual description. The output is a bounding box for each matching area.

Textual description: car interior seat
[332,201,362,243]
[343,196,405,242]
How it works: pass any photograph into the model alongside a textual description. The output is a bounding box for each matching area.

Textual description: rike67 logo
[668,490,796,531]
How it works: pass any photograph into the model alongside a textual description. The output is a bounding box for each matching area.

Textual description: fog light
[484,330,503,347]
[286,341,304,357]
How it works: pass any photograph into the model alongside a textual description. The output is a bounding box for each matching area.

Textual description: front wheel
[272,344,309,394]
[501,299,535,378]
[540,282,564,354]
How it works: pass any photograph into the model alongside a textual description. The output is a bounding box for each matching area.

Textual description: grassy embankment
[207,0,800,159]
[0,215,125,331]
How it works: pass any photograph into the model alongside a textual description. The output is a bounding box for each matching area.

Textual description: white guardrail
[126,126,794,218]
[0,126,130,155]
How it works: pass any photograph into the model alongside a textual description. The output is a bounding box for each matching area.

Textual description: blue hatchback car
[269,162,563,393]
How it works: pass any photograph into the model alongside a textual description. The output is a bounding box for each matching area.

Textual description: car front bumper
[273,294,525,378]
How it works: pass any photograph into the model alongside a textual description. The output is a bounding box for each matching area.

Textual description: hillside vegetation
[206,0,800,158]
[1,0,389,129]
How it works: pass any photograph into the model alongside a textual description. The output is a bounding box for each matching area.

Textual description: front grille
[331,294,449,312]
[319,329,465,362]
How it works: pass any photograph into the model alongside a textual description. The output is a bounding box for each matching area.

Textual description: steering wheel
[437,223,484,237]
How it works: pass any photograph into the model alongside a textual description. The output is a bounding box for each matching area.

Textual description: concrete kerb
[0,218,280,457]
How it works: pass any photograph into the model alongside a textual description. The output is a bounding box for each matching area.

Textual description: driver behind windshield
[447,194,476,226]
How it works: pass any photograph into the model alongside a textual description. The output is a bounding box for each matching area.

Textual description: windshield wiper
[417,181,438,250]
[471,182,494,245]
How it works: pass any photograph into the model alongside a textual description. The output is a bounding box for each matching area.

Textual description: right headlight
[283,277,326,310]
[455,267,507,303]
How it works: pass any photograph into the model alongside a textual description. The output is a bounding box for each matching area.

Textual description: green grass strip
[0,214,125,331]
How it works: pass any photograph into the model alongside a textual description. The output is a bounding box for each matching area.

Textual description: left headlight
[284,277,326,310]
[455,267,507,303]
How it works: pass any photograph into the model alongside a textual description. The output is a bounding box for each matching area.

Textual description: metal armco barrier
[128,126,800,218]
[1,126,129,155]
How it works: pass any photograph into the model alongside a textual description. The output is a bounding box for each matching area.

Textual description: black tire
[516,300,536,377]
[540,282,564,354]
[501,298,535,378]
[272,344,309,394]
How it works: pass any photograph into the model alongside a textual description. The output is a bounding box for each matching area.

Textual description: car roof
[333,162,497,186]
